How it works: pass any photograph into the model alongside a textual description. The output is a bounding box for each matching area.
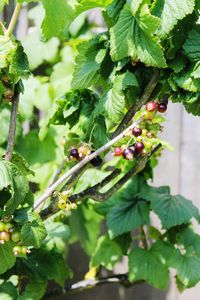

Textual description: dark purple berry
[135,142,144,152]
[132,127,142,137]
[122,148,135,160]
[161,96,169,105]
[157,103,167,113]
[69,148,79,159]
[91,156,102,167]
[129,144,138,155]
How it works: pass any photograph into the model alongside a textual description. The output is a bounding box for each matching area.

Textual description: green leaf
[174,253,200,288]
[69,203,102,255]
[140,185,200,228]
[18,279,47,300]
[0,242,16,275]
[21,213,47,248]
[11,152,34,176]
[183,29,200,62]
[90,235,123,270]
[9,42,30,80]
[110,4,166,67]
[72,39,105,89]
[41,0,75,39]
[44,221,70,252]
[104,71,138,123]
[107,197,150,238]
[152,0,195,38]
[0,160,29,215]
[30,249,72,286]
[76,0,113,14]
[103,0,126,27]
[128,245,169,289]
[0,282,18,300]
[183,92,200,116]
[173,67,200,92]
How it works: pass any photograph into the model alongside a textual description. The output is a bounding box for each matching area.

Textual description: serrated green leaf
[141,185,199,228]
[183,92,200,116]
[44,222,70,252]
[42,0,75,39]
[72,39,104,89]
[173,67,200,92]
[9,42,30,81]
[0,160,29,215]
[104,71,138,123]
[103,0,126,27]
[0,242,16,275]
[152,0,195,38]
[11,152,34,176]
[29,249,72,286]
[110,4,166,67]
[21,214,47,248]
[183,29,200,62]
[174,253,200,288]
[90,235,123,270]
[128,245,169,289]
[107,198,150,238]
[191,62,200,78]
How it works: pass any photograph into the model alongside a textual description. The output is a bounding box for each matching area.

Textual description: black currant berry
[129,145,138,155]
[132,127,142,137]
[146,101,157,112]
[135,142,144,152]
[90,151,102,167]
[122,148,135,160]
[157,103,167,113]
[69,148,79,159]
[161,96,169,105]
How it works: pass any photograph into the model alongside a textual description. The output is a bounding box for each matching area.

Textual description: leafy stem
[5,3,22,36]
[5,92,20,161]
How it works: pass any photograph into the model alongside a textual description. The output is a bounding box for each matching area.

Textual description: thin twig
[33,116,144,211]
[43,273,143,298]
[112,68,159,138]
[5,3,22,36]
[139,226,148,250]
[5,93,20,161]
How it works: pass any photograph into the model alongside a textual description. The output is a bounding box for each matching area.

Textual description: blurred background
[1,1,200,299]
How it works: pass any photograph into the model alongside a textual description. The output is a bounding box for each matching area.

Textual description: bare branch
[5,3,22,36]
[43,273,144,298]
[5,92,20,161]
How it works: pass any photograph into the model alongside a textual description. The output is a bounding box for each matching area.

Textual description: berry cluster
[0,220,30,256]
[113,98,168,160]
[57,191,77,211]
[69,145,102,167]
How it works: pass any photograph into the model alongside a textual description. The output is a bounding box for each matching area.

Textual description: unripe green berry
[4,223,13,232]
[11,232,21,243]
[71,203,77,210]
[21,246,31,255]
[144,111,155,120]
[13,245,21,256]
[0,221,5,232]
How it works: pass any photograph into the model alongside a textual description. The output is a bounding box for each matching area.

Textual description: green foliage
[0,0,200,298]
[90,235,123,270]
[110,4,166,67]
